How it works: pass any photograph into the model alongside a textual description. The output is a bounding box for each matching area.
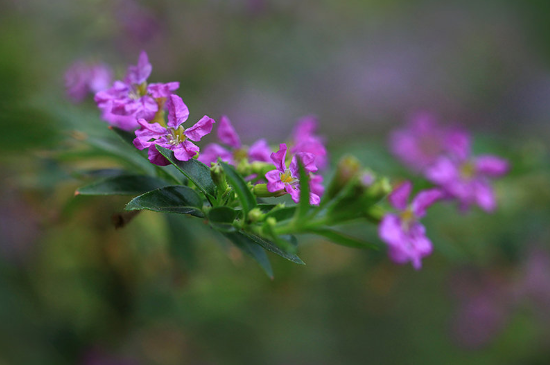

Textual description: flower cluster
[94,51,179,131]
[390,113,509,212]
[68,51,511,273]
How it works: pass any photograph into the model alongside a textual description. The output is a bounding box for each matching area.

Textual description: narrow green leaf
[87,136,156,175]
[220,160,257,215]
[73,168,127,179]
[295,158,311,220]
[222,232,273,278]
[76,175,170,196]
[208,206,238,232]
[156,146,216,199]
[125,186,204,217]
[109,127,182,184]
[109,126,136,147]
[242,232,305,265]
[312,228,379,250]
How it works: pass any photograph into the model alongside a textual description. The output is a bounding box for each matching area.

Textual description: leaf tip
[74,190,80,196]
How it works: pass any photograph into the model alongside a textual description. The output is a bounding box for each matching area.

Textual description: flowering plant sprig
[69,52,509,277]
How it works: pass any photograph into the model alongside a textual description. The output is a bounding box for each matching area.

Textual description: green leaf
[208,206,238,232]
[87,136,156,175]
[241,232,305,265]
[220,160,257,215]
[312,228,378,250]
[109,126,136,147]
[156,146,216,199]
[265,206,297,222]
[125,186,204,217]
[222,232,273,278]
[76,175,170,196]
[295,158,311,220]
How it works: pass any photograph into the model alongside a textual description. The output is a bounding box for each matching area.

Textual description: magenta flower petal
[474,180,496,212]
[88,63,113,94]
[166,94,189,128]
[270,144,288,173]
[147,143,170,166]
[475,156,509,177]
[379,214,406,248]
[132,95,158,120]
[134,119,167,149]
[445,129,471,162]
[292,115,318,140]
[411,188,443,218]
[248,139,272,163]
[198,143,233,165]
[309,192,321,205]
[425,157,459,185]
[289,152,317,177]
[218,115,241,149]
[310,174,325,196]
[285,184,301,203]
[388,181,412,210]
[147,82,180,98]
[173,140,200,161]
[127,51,152,85]
[185,115,215,142]
[266,170,285,192]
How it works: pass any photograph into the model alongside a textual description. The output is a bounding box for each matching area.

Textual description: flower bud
[253,184,286,197]
[210,163,228,191]
[325,155,362,200]
[247,208,264,223]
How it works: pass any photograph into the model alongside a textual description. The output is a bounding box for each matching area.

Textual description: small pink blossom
[133,95,214,165]
[378,181,442,269]
[265,143,322,205]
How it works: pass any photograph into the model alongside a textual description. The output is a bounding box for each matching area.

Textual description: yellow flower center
[280,171,295,184]
[233,148,249,162]
[167,126,186,146]
[460,162,476,180]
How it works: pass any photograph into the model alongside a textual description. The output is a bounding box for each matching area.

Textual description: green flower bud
[325,155,362,200]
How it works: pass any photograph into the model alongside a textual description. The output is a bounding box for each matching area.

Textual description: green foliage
[76,175,170,196]
[126,186,205,218]
[71,128,388,277]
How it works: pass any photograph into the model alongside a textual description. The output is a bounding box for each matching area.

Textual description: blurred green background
[1,0,550,364]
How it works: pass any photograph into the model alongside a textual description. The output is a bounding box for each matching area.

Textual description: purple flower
[425,137,509,212]
[290,116,328,170]
[265,143,322,205]
[389,113,469,172]
[95,51,179,131]
[378,181,442,269]
[198,115,272,166]
[133,94,214,166]
[65,61,112,102]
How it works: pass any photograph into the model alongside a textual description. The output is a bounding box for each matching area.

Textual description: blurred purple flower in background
[389,112,468,172]
[425,136,509,212]
[95,51,179,130]
[449,268,513,349]
[290,116,328,170]
[378,181,442,269]
[65,61,112,103]
[198,115,271,166]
